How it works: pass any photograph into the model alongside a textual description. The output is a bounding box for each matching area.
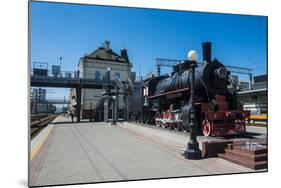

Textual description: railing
[31,68,137,83]
[31,69,81,79]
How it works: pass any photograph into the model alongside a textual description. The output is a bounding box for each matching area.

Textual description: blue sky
[30,1,267,100]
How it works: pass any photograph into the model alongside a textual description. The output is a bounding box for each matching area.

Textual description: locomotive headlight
[187,50,198,61]
[214,67,227,79]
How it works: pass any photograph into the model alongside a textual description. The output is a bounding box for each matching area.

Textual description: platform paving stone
[30,116,261,187]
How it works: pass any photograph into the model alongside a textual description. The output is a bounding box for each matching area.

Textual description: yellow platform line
[30,124,54,160]
[249,115,267,121]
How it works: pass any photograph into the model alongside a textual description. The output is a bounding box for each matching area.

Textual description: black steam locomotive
[131,42,249,136]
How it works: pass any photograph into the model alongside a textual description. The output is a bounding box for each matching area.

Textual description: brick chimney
[104,40,110,51]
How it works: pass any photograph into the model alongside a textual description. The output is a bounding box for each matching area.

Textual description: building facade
[30,88,56,114]
[31,88,46,102]
[70,41,133,119]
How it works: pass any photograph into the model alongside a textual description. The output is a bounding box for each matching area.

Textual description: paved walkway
[30,116,256,187]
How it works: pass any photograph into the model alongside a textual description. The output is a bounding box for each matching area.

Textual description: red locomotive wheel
[167,111,172,120]
[235,119,246,133]
[167,123,173,130]
[202,120,211,136]
[155,120,161,127]
[173,122,181,131]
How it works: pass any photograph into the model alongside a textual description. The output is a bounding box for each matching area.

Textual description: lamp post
[107,67,111,92]
[105,67,110,122]
[184,50,202,160]
[112,95,116,125]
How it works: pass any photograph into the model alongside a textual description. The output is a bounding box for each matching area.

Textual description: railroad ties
[31,114,58,138]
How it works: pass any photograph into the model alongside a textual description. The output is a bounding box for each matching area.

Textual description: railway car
[131,42,250,137]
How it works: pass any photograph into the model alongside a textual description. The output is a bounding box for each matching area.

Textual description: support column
[126,96,129,121]
[249,73,253,90]
[116,87,119,121]
[157,65,161,76]
[104,97,108,122]
[112,96,116,125]
[99,109,102,122]
[76,86,82,123]
[123,95,127,121]
[89,102,93,122]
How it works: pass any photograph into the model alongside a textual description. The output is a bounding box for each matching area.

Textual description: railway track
[31,114,58,138]
[127,121,266,140]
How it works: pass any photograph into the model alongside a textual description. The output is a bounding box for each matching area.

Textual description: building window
[105,71,109,80]
[95,71,100,80]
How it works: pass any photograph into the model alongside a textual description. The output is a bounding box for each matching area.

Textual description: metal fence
[31,68,137,83]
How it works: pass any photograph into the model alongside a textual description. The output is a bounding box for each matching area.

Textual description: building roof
[85,47,129,63]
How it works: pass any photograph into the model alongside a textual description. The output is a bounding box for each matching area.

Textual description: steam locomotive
[131,42,250,137]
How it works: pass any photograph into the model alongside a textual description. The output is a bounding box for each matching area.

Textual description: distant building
[30,87,56,114]
[35,103,56,114]
[253,74,267,83]
[31,88,46,102]
[70,40,134,119]
[252,74,267,90]
[238,81,250,91]
[238,74,267,116]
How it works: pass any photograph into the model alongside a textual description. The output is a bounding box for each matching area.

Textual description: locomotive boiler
[140,42,249,136]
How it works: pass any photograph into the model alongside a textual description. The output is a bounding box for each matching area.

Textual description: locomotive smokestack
[202,42,212,63]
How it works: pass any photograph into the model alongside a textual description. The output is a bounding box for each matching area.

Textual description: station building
[69,40,133,119]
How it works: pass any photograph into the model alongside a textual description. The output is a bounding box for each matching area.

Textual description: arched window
[95,71,100,80]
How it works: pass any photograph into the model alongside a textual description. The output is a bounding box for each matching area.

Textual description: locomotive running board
[149,88,190,99]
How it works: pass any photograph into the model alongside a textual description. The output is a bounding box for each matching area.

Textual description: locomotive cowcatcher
[138,42,250,137]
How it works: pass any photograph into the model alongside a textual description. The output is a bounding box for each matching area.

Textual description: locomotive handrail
[149,88,190,99]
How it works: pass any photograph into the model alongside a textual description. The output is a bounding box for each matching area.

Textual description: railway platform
[30,116,265,187]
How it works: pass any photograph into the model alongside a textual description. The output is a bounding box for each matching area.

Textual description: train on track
[130,42,250,137]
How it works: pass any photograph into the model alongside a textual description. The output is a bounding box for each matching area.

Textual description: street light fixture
[184,50,202,160]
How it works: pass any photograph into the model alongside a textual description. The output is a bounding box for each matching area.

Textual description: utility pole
[59,56,62,67]
[139,62,141,80]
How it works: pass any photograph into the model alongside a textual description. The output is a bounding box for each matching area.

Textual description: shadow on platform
[219,132,265,140]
